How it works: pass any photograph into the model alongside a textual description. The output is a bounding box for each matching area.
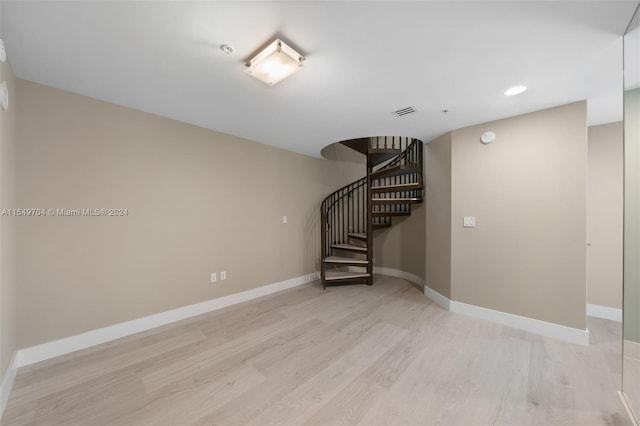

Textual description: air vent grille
[392,106,416,117]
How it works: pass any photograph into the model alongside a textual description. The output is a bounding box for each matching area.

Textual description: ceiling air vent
[392,106,416,117]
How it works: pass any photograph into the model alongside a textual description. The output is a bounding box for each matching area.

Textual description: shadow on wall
[304,207,321,281]
[320,141,366,164]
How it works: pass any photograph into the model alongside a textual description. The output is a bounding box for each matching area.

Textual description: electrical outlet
[210,272,217,283]
[221,271,227,280]
[282,216,288,224]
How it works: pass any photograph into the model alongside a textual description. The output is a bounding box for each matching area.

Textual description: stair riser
[372,212,411,217]
[347,238,367,248]
[347,233,367,241]
[324,257,368,266]
[372,199,422,205]
[370,165,420,181]
[371,184,422,194]
[372,223,392,229]
[331,248,367,256]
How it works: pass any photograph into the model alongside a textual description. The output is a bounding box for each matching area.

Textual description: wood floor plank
[1,276,632,426]
[140,314,312,393]
[8,330,206,405]
[191,324,373,425]
[116,362,265,426]
[303,377,388,426]
[232,323,408,426]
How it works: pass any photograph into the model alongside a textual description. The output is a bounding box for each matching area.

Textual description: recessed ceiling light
[220,44,234,55]
[505,85,527,96]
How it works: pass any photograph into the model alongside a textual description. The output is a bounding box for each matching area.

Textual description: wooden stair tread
[324,271,371,281]
[370,165,420,180]
[372,197,422,204]
[371,182,422,193]
[323,256,368,265]
[339,138,370,155]
[331,243,367,252]
[369,148,401,154]
[372,211,411,217]
[347,233,367,240]
[373,223,392,229]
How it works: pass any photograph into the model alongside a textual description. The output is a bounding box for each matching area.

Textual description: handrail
[374,137,422,172]
[321,176,368,280]
[322,176,366,213]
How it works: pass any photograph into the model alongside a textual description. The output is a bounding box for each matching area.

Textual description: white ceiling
[2,1,638,157]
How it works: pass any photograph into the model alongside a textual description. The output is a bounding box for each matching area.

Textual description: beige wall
[450,102,587,330]
[16,80,359,348]
[425,133,452,298]
[0,60,17,380]
[373,202,425,281]
[587,122,623,309]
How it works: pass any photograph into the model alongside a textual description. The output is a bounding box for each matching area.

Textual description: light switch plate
[463,216,476,227]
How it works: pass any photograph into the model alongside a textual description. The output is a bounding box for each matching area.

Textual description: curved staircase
[321,136,424,288]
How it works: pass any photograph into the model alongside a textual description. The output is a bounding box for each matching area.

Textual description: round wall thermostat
[1,81,8,111]
[480,131,496,144]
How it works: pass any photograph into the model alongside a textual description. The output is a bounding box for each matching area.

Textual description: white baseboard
[15,272,319,369]
[620,390,640,426]
[0,353,19,420]
[372,267,425,288]
[421,284,588,346]
[450,300,589,346]
[587,303,622,322]
[423,286,451,311]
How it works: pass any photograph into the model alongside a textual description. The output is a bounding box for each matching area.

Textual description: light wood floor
[1,275,631,426]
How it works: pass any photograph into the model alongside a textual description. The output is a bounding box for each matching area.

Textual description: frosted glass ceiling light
[245,39,304,86]
[505,85,527,96]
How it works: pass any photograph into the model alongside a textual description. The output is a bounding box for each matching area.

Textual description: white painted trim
[372,267,425,288]
[423,285,451,311]
[375,272,587,345]
[0,353,19,420]
[587,303,622,322]
[450,300,589,346]
[15,272,319,369]
[620,391,640,426]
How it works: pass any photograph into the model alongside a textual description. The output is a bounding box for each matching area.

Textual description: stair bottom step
[324,271,371,281]
[324,256,368,265]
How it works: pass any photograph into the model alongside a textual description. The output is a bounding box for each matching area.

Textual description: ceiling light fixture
[504,85,527,96]
[245,39,305,86]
